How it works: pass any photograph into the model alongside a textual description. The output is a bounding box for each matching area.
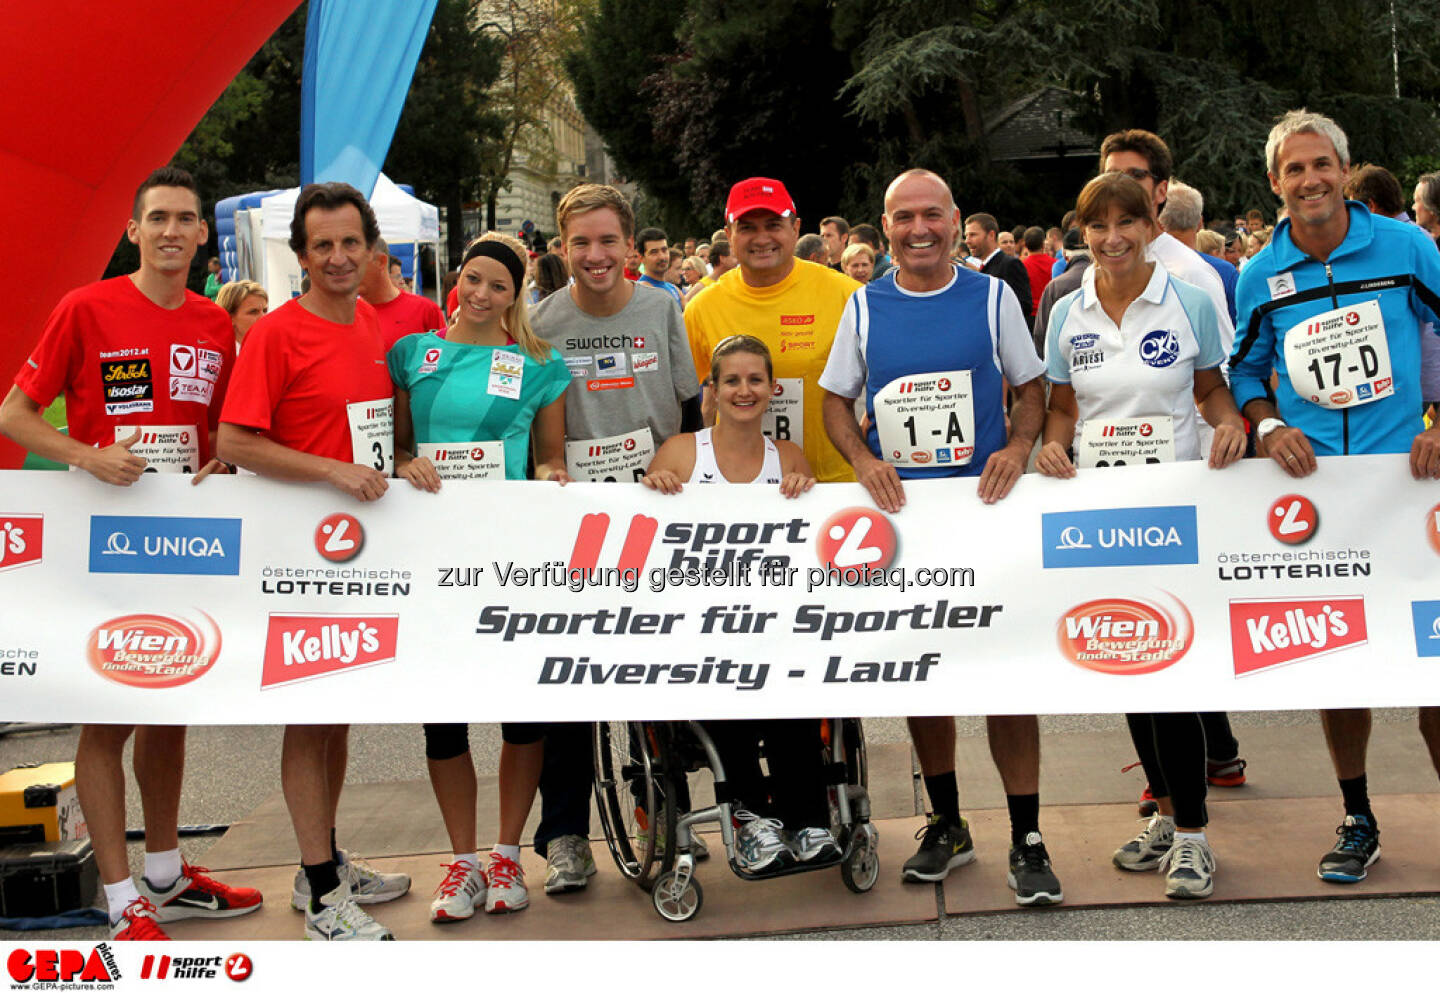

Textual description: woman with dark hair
[533,251,569,301]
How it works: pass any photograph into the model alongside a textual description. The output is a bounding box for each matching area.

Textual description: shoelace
[119,898,167,938]
[913,817,952,847]
[179,863,225,895]
[1335,821,1377,853]
[435,861,478,897]
[1164,839,1209,873]
[1015,843,1050,870]
[326,895,374,933]
[733,808,786,853]
[489,855,521,887]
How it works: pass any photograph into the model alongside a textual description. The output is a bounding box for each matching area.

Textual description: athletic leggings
[1126,712,1208,827]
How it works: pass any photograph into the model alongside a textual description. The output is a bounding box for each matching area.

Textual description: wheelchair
[592,718,879,922]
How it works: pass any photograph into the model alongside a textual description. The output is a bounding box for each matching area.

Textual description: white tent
[248,174,442,303]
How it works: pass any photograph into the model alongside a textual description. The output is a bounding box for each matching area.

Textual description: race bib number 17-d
[1283,299,1393,410]
[348,398,395,475]
[874,370,974,467]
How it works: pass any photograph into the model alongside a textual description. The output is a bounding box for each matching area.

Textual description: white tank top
[687,428,782,484]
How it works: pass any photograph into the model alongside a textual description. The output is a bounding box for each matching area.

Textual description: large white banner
[1,456,1437,723]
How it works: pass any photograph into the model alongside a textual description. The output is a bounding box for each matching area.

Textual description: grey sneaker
[292,850,411,910]
[733,808,793,873]
[1112,814,1175,872]
[304,882,394,941]
[1160,835,1216,899]
[543,834,597,894]
[789,826,840,862]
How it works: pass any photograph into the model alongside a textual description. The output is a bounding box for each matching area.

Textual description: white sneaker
[789,826,840,862]
[733,808,793,873]
[304,882,394,941]
[1161,836,1216,899]
[1112,813,1175,872]
[292,850,411,910]
[544,835,597,894]
[485,853,529,913]
[429,860,487,923]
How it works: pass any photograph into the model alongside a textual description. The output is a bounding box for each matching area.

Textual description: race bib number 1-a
[416,441,506,480]
[762,378,803,444]
[566,427,655,482]
[874,370,974,467]
[1076,416,1175,469]
[348,398,394,475]
[1283,299,1393,410]
[117,424,200,474]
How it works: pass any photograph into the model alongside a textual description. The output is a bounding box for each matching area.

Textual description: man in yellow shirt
[685,177,860,482]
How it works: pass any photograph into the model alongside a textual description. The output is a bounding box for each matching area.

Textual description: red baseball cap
[725,177,796,224]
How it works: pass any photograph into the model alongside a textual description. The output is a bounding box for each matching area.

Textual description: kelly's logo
[0,515,42,572]
[1229,596,1367,676]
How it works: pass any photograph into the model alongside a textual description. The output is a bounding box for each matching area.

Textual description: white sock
[1174,829,1207,845]
[456,852,481,870]
[493,844,521,863]
[104,879,141,924]
[143,848,183,889]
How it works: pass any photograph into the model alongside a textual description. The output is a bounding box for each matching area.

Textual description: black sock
[304,860,341,913]
[1007,793,1040,846]
[330,828,342,866]
[923,772,961,826]
[1338,774,1375,825]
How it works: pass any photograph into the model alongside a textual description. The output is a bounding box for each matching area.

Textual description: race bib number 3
[566,427,655,482]
[1076,416,1175,469]
[875,370,974,467]
[1284,299,1393,410]
[417,441,506,480]
[762,378,803,444]
[348,398,395,474]
[117,424,200,474]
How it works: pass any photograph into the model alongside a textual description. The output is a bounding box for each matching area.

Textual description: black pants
[701,718,829,828]
[534,722,593,858]
[1127,712,1208,827]
[1200,712,1238,762]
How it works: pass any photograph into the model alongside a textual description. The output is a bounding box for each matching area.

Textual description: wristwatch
[1256,418,1286,442]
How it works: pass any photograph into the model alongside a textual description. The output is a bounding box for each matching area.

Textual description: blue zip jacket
[1230,202,1440,455]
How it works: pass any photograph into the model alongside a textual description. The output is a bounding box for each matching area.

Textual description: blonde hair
[840,243,875,267]
[468,232,551,363]
[554,183,635,240]
[1196,229,1225,256]
[214,280,267,317]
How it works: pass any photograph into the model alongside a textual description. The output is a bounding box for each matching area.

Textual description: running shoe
[543,834,597,894]
[733,808,793,873]
[305,882,394,940]
[1206,757,1248,787]
[430,860,487,923]
[1007,832,1064,906]
[1160,835,1216,899]
[901,814,975,883]
[139,862,262,922]
[789,826,840,863]
[485,852,529,913]
[1138,785,1159,817]
[1317,814,1380,883]
[109,897,170,941]
[291,850,411,910]
[1112,813,1175,871]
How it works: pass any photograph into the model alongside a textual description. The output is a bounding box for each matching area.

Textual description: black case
[0,839,98,918]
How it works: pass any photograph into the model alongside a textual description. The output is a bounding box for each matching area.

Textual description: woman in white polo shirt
[1037,171,1246,902]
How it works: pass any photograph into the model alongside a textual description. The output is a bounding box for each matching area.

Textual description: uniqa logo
[86,611,221,688]
[1056,594,1194,675]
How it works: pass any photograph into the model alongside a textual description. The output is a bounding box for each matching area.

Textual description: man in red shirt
[360,237,445,351]
[1019,226,1054,315]
[0,166,259,941]
[219,182,407,941]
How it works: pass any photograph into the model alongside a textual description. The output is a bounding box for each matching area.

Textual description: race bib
[117,424,199,474]
[874,370,975,468]
[416,441,506,480]
[1283,299,1393,410]
[488,349,525,399]
[347,398,394,474]
[762,378,803,445]
[1076,416,1175,470]
[565,427,655,483]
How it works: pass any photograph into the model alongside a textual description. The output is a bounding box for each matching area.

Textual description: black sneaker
[1007,832,1063,906]
[1317,814,1380,883]
[901,814,975,883]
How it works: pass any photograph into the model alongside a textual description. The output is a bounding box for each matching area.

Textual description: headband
[461,241,526,296]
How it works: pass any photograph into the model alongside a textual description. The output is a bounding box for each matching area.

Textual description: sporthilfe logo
[86,611,221,688]
[89,516,241,576]
[0,515,42,572]
[1057,594,1193,675]
[1229,596,1367,676]
[315,513,363,563]
[1268,494,1318,545]
[568,511,811,575]
[262,613,399,688]
[1042,506,1198,569]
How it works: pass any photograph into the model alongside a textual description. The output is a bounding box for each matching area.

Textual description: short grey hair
[1418,172,1440,217]
[1159,180,1204,232]
[1265,109,1350,176]
[794,233,826,261]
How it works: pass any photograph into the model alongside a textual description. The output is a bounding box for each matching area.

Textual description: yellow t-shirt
[685,260,861,482]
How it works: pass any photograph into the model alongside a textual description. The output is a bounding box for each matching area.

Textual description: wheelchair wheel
[841,822,880,894]
[652,867,703,922]
[592,721,678,890]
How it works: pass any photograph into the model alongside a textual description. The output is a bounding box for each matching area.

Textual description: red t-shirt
[371,292,444,352]
[14,276,233,467]
[220,298,392,463]
[1022,253,1054,313]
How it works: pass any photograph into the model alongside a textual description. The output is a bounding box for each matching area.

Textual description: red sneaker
[110,897,170,940]
[1207,757,1248,787]
[139,862,263,922]
[1138,785,1159,817]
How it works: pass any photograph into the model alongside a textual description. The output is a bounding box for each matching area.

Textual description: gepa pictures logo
[7,943,120,984]
[87,612,220,688]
